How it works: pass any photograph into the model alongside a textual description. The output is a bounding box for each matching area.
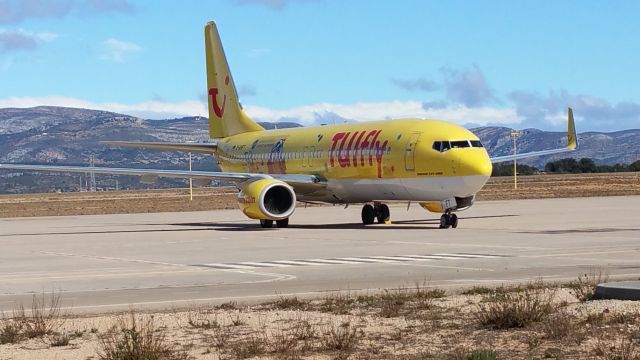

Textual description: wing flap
[0,164,325,188]
[101,141,217,154]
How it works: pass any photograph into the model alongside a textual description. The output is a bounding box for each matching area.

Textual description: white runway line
[196,253,506,270]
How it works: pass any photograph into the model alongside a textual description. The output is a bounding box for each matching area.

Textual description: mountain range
[1,106,638,193]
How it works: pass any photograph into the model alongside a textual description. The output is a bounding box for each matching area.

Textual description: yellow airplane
[0,22,577,229]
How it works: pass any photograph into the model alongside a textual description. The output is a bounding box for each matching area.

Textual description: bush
[13,292,64,339]
[567,272,608,302]
[0,320,23,344]
[475,284,557,329]
[320,321,363,353]
[98,313,188,360]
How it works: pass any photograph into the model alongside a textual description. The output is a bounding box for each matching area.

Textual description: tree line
[492,158,640,176]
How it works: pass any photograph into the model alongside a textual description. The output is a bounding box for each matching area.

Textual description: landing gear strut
[260,219,273,228]
[260,218,289,228]
[439,211,458,229]
[361,203,391,225]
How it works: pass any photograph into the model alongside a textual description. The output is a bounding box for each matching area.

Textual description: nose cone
[461,151,492,177]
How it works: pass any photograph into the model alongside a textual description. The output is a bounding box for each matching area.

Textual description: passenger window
[470,140,483,148]
[450,140,470,148]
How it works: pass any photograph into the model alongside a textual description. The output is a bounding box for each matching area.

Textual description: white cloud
[244,101,520,127]
[0,28,58,52]
[0,96,207,119]
[100,37,141,62]
[0,95,522,127]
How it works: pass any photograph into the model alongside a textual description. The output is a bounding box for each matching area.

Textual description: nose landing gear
[439,211,458,229]
[361,202,391,225]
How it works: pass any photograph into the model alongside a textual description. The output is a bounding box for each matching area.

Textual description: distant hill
[0,106,637,193]
[471,126,640,168]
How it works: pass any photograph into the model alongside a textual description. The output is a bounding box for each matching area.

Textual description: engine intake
[238,178,296,220]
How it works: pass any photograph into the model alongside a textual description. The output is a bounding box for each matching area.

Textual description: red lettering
[368,130,381,166]
[360,130,376,166]
[338,132,351,167]
[329,132,345,167]
[375,140,389,178]
[352,131,365,167]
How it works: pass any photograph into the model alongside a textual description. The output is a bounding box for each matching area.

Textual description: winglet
[567,107,577,150]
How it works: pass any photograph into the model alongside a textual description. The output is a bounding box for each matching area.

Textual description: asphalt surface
[1,196,639,314]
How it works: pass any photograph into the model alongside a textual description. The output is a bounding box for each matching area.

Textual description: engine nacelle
[237,178,296,220]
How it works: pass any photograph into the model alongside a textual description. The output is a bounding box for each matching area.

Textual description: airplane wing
[490,107,577,163]
[0,164,325,187]
[100,141,217,154]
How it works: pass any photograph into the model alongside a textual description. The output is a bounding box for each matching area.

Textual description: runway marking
[389,241,551,250]
[196,253,506,270]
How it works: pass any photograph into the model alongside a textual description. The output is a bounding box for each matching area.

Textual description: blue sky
[1,0,639,131]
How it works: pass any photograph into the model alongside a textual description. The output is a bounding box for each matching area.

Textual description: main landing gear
[260,218,289,228]
[361,202,390,225]
[439,211,458,229]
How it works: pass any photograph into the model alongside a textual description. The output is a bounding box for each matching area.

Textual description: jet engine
[237,178,296,220]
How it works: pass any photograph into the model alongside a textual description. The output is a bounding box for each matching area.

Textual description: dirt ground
[0,172,638,218]
[1,283,640,360]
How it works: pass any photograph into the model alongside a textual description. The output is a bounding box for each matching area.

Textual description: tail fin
[205,21,264,138]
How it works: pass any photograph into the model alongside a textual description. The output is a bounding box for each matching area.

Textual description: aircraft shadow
[0,214,520,236]
[169,213,519,231]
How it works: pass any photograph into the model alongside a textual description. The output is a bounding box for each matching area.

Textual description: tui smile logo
[208,75,229,118]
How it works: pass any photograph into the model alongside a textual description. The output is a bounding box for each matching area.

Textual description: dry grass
[475,281,557,329]
[592,333,640,360]
[4,277,640,359]
[0,320,22,344]
[566,271,609,302]
[98,313,189,360]
[319,320,363,354]
[13,292,64,339]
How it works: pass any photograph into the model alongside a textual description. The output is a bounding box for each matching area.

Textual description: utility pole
[89,154,96,192]
[511,130,521,189]
[189,152,193,201]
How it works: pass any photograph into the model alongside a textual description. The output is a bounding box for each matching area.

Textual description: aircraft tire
[450,214,458,228]
[276,218,289,228]
[260,219,273,228]
[361,204,375,225]
[439,214,450,229]
[376,204,390,223]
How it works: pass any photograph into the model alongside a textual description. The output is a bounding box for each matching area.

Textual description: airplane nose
[460,151,492,177]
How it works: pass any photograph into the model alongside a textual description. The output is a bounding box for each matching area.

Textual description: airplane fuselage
[215,118,493,203]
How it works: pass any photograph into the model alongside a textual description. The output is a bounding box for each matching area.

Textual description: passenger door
[404,132,421,172]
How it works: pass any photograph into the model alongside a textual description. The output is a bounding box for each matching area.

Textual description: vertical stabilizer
[205,22,264,138]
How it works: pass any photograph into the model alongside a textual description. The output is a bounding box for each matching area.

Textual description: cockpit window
[470,140,483,148]
[450,140,470,148]
[434,140,482,152]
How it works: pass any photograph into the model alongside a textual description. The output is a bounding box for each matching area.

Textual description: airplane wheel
[361,204,375,225]
[260,219,273,228]
[439,214,450,229]
[376,204,390,223]
[276,218,289,228]
[450,214,458,228]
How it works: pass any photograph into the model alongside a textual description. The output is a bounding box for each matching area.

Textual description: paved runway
[1,196,639,313]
